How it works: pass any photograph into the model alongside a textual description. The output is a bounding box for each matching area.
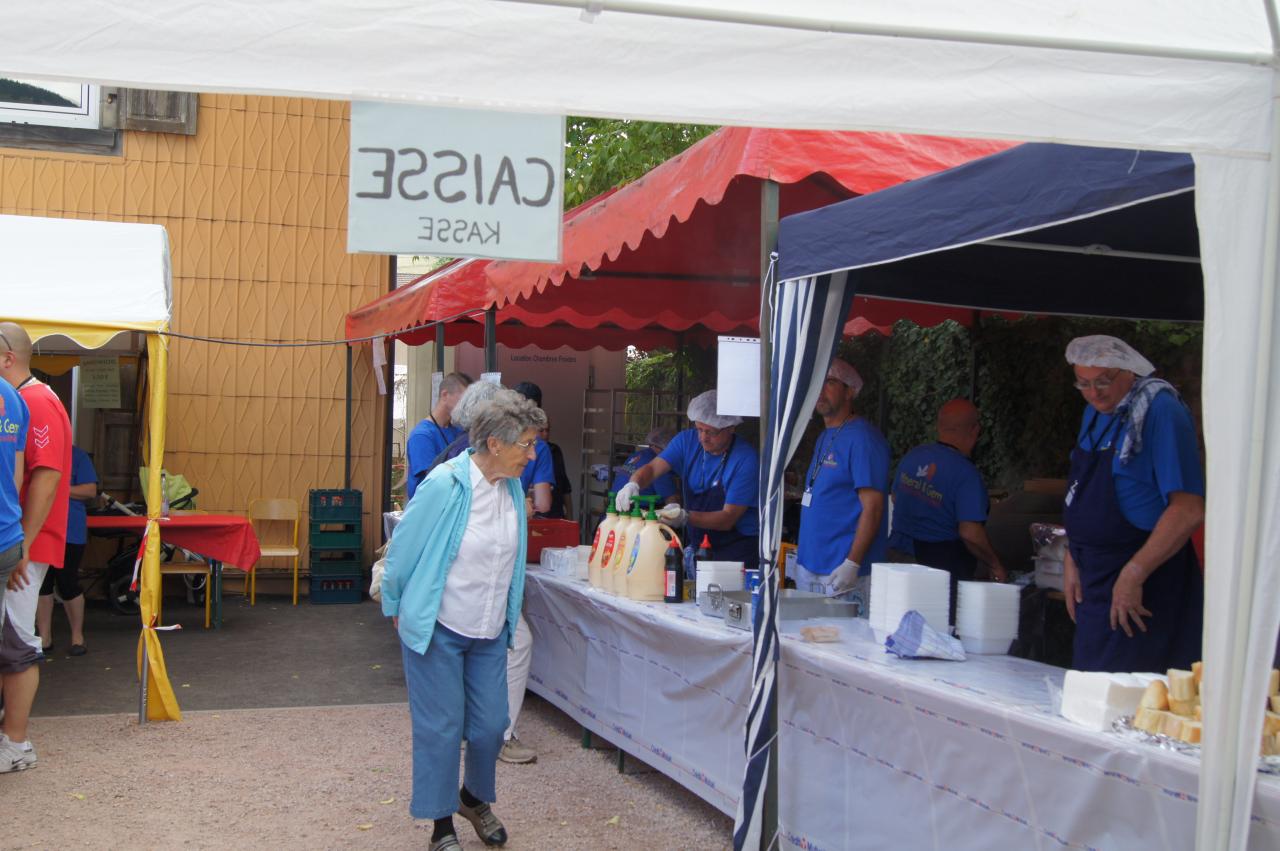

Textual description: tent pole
[758,178,779,850]
[435,322,445,373]
[345,345,353,490]
[485,307,497,373]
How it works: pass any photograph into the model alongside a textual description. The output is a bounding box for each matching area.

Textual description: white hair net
[827,358,864,395]
[686,390,742,429]
[1065,335,1155,377]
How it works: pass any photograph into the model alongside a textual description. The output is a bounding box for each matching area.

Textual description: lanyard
[16,375,35,391]
[695,436,734,492]
[1083,409,1126,452]
[806,416,854,491]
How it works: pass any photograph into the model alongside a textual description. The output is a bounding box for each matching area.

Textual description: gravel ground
[0,695,733,850]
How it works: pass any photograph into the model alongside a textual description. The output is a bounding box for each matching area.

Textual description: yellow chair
[247,498,301,605]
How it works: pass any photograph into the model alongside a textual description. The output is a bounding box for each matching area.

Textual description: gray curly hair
[450,380,504,430]
[470,388,547,452]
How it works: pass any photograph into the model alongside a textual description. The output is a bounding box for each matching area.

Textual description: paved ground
[15,592,734,849]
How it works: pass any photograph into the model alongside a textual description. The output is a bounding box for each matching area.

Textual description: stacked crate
[308,489,363,604]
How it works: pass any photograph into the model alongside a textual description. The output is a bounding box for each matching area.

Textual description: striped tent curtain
[734,268,857,849]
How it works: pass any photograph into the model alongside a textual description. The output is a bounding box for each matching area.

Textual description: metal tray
[723,589,861,631]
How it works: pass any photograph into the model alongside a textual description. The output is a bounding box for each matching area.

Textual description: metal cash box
[722,588,860,631]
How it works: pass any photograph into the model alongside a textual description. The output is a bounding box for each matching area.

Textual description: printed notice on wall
[348,102,565,261]
[80,357,121,409]
[716,337,760,418]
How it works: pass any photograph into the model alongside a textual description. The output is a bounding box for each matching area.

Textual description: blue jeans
[402,624,509,820]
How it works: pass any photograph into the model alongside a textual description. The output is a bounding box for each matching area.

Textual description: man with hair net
[617,390,759,567]
[794,359,890,603]
[1061,334,1204,673]
[610,425,677,504]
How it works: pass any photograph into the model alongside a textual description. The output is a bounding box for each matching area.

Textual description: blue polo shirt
[406,417,461,500]
[66,446,99,546]
[520,438,555,492]
[797,417,890,575]
[888,442,988,553]
[611,446,676,500]
[0,382,29,551]
[659,428,759,537]
[1076,390,1204,531]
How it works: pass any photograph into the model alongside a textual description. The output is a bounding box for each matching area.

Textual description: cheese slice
[1134,707,1167,734]
[1178,719,1202,744]
[1170,697,1199,717]
[1270,669,1280,696]
[1271,695,1280,713]
[1061,670,1154,731]
[1168,669,1197,701]
[1160,711,1185,738]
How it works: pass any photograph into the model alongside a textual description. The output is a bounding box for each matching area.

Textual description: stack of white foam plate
[955,581,1021,654]
[869,563,951,635]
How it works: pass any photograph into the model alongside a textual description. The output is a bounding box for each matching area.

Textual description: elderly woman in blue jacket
[382,387,545,851]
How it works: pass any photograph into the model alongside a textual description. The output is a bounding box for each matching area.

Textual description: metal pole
[345,345,353,489]
[758,179,780,850]
[382,257,397,533]
[484,307,498,373]
[435,322,445,373]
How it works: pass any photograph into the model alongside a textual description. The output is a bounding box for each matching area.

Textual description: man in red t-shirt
[0,322,72,773]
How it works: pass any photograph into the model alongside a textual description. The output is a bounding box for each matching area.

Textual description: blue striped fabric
[734,265,857,849]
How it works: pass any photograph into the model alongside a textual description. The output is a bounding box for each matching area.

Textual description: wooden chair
[247,498,301,605]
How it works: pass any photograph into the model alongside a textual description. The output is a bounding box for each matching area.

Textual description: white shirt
[436,456,518,640]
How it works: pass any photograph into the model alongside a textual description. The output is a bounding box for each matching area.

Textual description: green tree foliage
[564,118,717,209]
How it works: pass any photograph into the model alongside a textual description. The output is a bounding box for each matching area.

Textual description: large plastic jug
[588,496,618,588]
[607,506,645,594]
[626,506,682,601]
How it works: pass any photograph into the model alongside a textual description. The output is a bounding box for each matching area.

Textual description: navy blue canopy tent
[734,142,1201,849]
[777,142,1199,320]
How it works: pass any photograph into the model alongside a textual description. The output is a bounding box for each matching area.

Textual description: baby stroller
[93,472,201,615]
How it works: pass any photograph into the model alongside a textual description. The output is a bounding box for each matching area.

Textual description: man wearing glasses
[617,389,760,568]
[1062,334,1204,673]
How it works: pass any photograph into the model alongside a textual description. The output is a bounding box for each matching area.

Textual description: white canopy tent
[4,2,1277,847]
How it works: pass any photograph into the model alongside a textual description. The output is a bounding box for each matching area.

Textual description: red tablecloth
[87,514,262,570]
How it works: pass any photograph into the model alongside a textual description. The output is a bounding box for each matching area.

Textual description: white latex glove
[830,559,860,594]
[615,482,641,512]
[657,503,688,526]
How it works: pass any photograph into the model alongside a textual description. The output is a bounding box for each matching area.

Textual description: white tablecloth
[524,570,1280,849]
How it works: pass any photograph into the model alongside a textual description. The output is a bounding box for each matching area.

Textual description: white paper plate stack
[869,562,951,635]
[955,581,1021,654]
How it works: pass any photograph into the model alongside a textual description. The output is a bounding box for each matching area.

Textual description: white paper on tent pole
[371,336,387,395]
[431,371,443,408]
[481,372,502,385]
[716,336,760,418]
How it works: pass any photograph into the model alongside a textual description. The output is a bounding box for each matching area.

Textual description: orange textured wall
[0,94,387,569]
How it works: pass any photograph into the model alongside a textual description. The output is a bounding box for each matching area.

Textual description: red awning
[345,128,1015,349]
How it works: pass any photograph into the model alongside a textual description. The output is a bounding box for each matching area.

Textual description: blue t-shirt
[659,428,759,537]
[611,446,676,500]
[520,438,555,492]
[0,382,29,551]
[65,446,99,546]
[1075,390,1204,530]
[797,418,891,575]
[888,442,988,553]
[406,417,461,500]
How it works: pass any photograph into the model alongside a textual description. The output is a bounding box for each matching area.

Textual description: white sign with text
[349,102,564,261]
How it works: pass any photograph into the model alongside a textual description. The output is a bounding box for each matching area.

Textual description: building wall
[0,94,388,573]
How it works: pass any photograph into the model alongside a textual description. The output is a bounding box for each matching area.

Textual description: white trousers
[505,612,532,740]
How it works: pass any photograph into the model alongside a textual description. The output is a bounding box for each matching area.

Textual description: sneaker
[499,736,537,765]
[429,835,462,851]
[0,735,37,772]
[458,798,508,847]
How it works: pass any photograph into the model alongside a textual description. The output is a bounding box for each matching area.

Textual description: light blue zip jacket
[381,449,527,653]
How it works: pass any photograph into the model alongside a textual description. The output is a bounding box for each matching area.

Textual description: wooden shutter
[101,88,198,135]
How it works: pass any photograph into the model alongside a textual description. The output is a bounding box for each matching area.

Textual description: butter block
[1134,707,1167,734]
[1178,719,1202,744]
[1170,697,1198,717]
[1061,670,1155,731]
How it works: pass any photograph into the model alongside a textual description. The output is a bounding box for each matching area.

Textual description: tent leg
[484,307,497,373]
[345,345,353,489]
[435,322,445,372]
[138,633,149,725]
[758,179,779,850]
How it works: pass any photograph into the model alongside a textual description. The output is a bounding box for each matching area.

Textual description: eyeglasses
[512,439,535,450]
[695,426,727,438]
[1073,370,1121,392]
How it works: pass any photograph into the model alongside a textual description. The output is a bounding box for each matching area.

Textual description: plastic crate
[310,553,362,577]
[526,519,580,562]
[309,522,362,551]
[309,573,363,604]
[309,489,362,523]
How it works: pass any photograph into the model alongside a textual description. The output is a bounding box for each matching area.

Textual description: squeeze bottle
[588,496,618,587]
[608,505,645,594]
[626,503,681,601]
